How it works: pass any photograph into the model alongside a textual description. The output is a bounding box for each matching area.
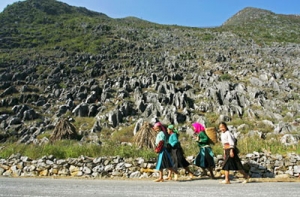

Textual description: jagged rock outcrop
[0,1,299,147]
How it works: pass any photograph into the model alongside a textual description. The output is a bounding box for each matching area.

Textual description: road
[0,177,299,197]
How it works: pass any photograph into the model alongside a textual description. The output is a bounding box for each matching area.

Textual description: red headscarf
[192,122,205,134]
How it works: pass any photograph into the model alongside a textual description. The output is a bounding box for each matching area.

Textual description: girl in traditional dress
[153,122,178,182]
[165,124,194,180]
[192,122,215,179]
[219,122,249,184]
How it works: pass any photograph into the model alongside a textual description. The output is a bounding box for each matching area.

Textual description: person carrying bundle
[192,122,215,179]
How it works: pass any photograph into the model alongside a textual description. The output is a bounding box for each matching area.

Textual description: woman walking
[165,124,194,180]
[218,122,249,184]
[192,122,215,179]
[153,122,178,182]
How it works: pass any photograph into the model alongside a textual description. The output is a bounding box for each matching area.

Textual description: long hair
[218,121,228,130]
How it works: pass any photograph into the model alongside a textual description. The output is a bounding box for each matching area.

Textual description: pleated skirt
[155,147,174,170]
[194,146,215,168]
[222,148,244,171]
[170,147,190,171]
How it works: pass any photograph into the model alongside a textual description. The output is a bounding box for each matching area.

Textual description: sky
[0,0,299,27]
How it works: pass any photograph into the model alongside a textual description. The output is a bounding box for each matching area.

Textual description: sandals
[153,178,164,182]
[242,175,250,183]
[220,180,231,184]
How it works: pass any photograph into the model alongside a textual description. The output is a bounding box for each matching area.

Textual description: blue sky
[1,0,299,27]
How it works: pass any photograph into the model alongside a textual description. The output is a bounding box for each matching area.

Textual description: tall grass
[0,140,157,160]
[177,132,299,157]
[237,135,300,155]
[0,135,298,160]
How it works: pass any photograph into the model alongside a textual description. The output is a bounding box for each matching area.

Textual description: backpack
[231,133,240,154]
[229,132,238,147]
[233,136,238,147]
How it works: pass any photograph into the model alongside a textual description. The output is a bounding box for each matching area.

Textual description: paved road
[0,177,299,197]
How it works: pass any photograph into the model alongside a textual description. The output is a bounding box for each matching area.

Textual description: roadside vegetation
[0,124,298,160]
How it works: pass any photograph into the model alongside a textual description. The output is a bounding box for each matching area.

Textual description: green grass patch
[0,134,298,160]
[219,74,232,81]
[237,135,299,155]
[72,117,95,131]
[0,140,158,160]
[110,124,135,143]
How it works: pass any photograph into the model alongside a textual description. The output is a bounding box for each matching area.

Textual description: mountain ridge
[1,1,299,28]
[0,0,299,149]
[2,0,107,16]
[0,0,108,27]
[223,6,300,27]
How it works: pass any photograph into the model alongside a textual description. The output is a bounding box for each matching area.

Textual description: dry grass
[133,122,156,149]
[50,118,79,142]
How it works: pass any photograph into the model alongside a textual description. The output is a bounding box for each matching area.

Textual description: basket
[205,127,218,145]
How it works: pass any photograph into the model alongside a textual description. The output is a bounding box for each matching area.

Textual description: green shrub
[219,74,232,81]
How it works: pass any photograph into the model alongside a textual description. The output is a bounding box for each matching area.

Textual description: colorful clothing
[155,131,173,170]
[168,133,190,171]
[220,130,235,149]
[221,130,244,171]
[192,122,206,134]
[194,131,215,168]
[155,131,165,146]
[154,122,169,141]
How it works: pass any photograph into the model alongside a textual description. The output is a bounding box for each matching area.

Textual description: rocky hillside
[0,0,299,146]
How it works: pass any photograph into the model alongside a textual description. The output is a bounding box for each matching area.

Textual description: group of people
[153,121,249,184]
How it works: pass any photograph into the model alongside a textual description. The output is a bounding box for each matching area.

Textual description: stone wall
[0,152,299,179]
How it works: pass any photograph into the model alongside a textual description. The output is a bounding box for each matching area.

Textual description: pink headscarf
[153,122,167,132]
[192,122,205,134]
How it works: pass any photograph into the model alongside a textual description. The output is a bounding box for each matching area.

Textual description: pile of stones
[0,152,299,179]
